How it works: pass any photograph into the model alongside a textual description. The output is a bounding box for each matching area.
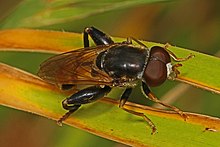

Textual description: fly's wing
[38,45,114,86]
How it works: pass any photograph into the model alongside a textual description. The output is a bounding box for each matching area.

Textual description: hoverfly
[38,27,194,134]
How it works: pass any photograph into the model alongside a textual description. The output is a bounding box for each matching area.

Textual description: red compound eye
[143,46,171,87]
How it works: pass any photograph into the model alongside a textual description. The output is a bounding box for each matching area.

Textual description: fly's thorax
[96,44,149,84]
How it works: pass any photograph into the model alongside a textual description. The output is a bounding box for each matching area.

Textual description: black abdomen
[97,45,148,79]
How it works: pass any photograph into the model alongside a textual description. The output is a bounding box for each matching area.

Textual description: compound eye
[143,46,171,87]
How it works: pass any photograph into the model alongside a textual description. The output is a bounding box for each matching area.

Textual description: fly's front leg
[164,43,195,62]
[83,26,114,47]
[119,88,157,135]
[142,82,188,120]
[163,43,195,79]
[57,85,111,125]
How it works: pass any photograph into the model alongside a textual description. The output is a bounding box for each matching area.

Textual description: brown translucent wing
[38,45,114,86]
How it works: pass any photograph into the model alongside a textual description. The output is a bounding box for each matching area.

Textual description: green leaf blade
[1,63,220,147]
[0,0,168,29]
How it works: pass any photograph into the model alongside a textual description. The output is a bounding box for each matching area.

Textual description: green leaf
[0,29,220,94]
[0,0,167,29]
[0,29,220,146]
[1,63,220,147]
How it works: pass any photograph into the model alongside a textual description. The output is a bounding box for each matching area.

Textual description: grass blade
[0,29,219,94]
[1,63,220,147]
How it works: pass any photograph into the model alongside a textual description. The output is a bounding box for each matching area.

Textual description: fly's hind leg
[142,82,188,120]
[57,85,111,125]
[83,26,114,47]
[57,104,81,126]
[119,88,157,135]
[60,84,76,90]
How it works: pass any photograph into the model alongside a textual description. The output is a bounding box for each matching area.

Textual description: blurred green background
[0,0,220,147]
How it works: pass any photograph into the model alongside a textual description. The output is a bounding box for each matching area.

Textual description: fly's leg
[83,26,114,47]
[57,104,81,126]
[142,82,188,120]
[119,88,157,135]
[61,84,76,90]
[119,88,132,108]
[126,37,147,47]
[163,43,195,79]
[123,37,150,51]
[168,63,183,80]
[164,43,195,62]
[57,85,111,125]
